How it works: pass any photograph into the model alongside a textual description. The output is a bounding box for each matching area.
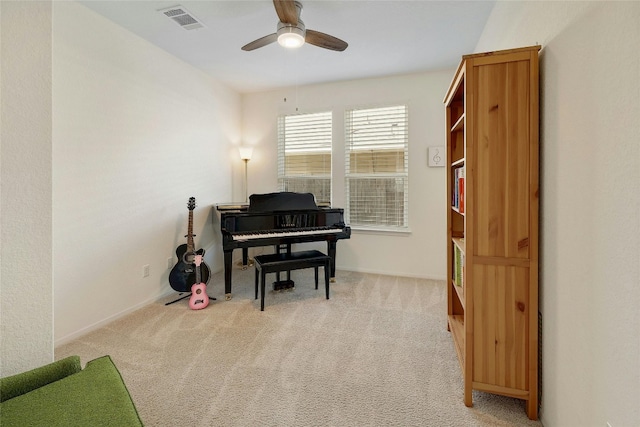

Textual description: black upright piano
[216,192,351,300]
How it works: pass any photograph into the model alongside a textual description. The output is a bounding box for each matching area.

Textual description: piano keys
[230,226,344,242]
[216,192,351,300]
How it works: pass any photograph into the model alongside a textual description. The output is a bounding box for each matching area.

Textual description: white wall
[241,72,451,279]
[0,1,54,376]
[475,2,640,427]
[52,2,241,345]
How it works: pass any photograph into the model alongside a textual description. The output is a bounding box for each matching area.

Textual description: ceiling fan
[241,0,348,52]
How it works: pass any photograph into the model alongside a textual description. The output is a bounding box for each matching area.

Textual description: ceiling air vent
[159,6,204,30]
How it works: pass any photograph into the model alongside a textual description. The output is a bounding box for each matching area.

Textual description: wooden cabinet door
[472,60,532,260]
[472,264,530,393]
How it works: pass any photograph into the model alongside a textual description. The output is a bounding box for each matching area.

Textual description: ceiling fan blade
[241,33,278,51]
[305,30,348,52]
[273,0,298,25]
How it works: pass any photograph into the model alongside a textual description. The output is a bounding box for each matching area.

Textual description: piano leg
[242,248,249,270]
[327,240,337,283]
[224,250,233,300]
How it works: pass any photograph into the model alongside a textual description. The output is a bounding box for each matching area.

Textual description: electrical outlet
[167,257,174,269]
[143,264,150,278]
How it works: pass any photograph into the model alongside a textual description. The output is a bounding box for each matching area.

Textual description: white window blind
[345,105,409,229]
[277,111,332,204]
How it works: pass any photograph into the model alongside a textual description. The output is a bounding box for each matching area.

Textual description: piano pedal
[236,259,255,270]
[273,280,295,291]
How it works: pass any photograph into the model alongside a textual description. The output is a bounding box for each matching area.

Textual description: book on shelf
[458,168,465,213]
[453,244,464,288]
[452,166,465,213]
[452,170,458,208]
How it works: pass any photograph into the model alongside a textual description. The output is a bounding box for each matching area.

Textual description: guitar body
[189,283,209,310]
[189,254,209,310]
[168,244,211,292]
[169,197,211,293]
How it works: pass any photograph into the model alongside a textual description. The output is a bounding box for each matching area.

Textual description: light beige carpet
[56,267,542,427]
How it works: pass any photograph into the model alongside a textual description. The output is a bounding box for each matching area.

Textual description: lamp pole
[238,146,254,269]
[239,146,253,203]
[243,158,249,202]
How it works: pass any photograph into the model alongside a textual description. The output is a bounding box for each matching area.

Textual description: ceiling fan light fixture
[243,1,347,52]
[277,24,305,49]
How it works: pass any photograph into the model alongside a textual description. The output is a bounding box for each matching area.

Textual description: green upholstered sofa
[0,355,143,426]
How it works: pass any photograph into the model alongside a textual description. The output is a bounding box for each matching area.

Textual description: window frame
[277,111,333,205]
[344,104,409,231]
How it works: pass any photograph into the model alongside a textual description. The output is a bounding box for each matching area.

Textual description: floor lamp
[238,146,254,268]
[238,146,253,202]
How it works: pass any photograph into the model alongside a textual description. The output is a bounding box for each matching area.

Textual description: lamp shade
[239,146,253,161]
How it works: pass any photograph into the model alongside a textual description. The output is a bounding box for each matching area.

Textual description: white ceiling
[78,1,495,93]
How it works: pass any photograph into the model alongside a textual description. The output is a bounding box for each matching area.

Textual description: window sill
[350,226,412,236]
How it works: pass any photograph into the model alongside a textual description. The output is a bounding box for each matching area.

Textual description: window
[345,105,409,229]
[277,111,332,204]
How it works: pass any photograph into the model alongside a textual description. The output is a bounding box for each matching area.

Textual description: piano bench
[254,250,331,311]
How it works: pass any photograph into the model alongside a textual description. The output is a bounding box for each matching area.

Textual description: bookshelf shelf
[444,45,540,421]
[451,114,465,133]
[452,237,465,253]
[451,158,465,168]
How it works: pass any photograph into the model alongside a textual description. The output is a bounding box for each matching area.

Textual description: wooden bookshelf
[444,45,541,420]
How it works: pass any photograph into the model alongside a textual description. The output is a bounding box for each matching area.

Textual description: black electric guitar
[169,197,211,292]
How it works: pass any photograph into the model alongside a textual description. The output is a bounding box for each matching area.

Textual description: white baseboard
[54,289,175,347]
[336,265,445,281]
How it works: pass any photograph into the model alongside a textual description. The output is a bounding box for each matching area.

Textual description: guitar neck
[194,255,203,284]
[187,210,195,253]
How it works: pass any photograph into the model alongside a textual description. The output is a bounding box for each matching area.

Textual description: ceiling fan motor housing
[277,20,306,47]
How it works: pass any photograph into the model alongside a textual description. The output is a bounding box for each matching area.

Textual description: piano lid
[248,192,319,212]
